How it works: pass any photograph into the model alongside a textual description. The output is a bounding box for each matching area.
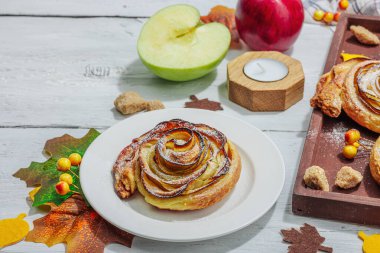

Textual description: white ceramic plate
[80,108,285,242]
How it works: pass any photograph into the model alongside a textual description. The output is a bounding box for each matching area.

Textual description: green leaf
[13,129,100,206]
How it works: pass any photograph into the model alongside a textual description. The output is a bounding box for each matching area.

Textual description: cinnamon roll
[113,119,241,210]
[342,60,380,133]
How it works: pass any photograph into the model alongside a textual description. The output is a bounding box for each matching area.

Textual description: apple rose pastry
[342,60,380,133]
[370,137,380,185]
[112,119,241,210]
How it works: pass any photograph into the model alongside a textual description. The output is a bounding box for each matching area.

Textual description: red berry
[55,181,70,195]
[339,0,349,10]
[323,12,334,24]
[345,129,361,144]
[334,12,341,22]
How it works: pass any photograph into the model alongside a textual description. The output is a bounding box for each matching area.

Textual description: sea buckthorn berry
[342,145,358,159]
[313,10,325,21]
[334,12,341,22]
[339,0,349,10]
[323,12,334,24]
[57,158,71,172]
[345,129,361,144]
[69,153,82,166]
[353,142,360,148]
[59,173,73,185]
[55,181,70,195]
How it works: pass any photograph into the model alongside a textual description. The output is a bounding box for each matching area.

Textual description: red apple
[235,0,304,52]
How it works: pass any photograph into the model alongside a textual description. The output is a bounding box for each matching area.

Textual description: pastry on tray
[342,60,380,133]
[311,57,380,133]
[112,119,242,210]
[370,137,380,185]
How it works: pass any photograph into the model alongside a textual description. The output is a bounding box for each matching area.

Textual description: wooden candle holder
[227,51,304,111]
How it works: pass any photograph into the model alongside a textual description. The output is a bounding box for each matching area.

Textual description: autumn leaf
[13,129,100,207]
[281,224,333,253]
[201,5,241,49]
[26,195,134,253]
[184,95,223,111]
[0,213,29,248]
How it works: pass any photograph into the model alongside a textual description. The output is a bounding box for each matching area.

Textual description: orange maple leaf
[201,5,241,49]
[26,195,134,253]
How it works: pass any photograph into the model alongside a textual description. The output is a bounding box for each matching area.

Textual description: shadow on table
[122,205,275,252]
[117,59,215,101]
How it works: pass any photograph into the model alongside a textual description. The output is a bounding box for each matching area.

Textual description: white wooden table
[1,1,379,252]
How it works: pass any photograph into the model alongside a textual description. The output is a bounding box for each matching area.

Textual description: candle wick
[256,63,265,73]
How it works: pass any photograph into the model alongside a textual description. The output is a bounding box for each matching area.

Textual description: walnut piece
[114,91,165,115]
[335,166,363,189]
[350,25,380,46]
[303,166,329,192]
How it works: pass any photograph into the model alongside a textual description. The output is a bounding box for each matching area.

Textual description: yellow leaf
[0,213,30,248]
[341,53,370,62]
[29,187,56,209]
[28,186,41,201]
[359,231,380,253]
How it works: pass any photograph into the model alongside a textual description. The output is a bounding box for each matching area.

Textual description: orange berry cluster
[313,0,349,24]
[342,129,360,159]
[55,153,82,195]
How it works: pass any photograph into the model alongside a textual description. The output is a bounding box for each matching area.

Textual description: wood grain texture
[293,14,380,226]
[0,4,376,252]
[0,18,331,131]
[1,128,379,253]
[228,51,304,111]
[0,0,238,17]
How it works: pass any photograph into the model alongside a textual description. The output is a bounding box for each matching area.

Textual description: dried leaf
[359,231,380,253]
[13,129,100,206]
[341,52,370,62]
[201,5,241,49]
[26,195,134,253]
[0,213,30,248]
[184,95,223,111]
[281,224,333,253]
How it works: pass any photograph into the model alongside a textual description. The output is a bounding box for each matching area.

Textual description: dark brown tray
[292,14,380,225]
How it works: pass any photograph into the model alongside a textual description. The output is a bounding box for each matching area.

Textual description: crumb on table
[335,166,363,189]
[114,91,165,115]
[350,25,380,46]
[303,166,330,192]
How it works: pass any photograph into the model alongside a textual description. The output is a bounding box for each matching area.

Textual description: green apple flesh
[137,4,231,82]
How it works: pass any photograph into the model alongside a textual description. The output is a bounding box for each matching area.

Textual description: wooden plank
[0,17,333,131]
[0,0,237,17]
[1,128,378,252]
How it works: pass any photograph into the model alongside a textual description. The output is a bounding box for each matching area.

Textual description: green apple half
[137,4,231,82]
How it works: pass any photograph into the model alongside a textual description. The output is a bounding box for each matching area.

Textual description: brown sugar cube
[146,100,165,111]
[303,166,329,192]
[114,91,147,115]
[335,166,363,189]
[350,25,380,46]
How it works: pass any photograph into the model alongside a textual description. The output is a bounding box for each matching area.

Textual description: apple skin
[235,0,304,52]
[139,49,228,82]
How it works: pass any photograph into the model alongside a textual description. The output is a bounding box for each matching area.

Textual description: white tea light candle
[243,58,289,82]
[228,51,304,111]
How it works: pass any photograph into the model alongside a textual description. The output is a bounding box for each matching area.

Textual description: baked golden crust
[113,119,242,211]
[370,137,380,185]
[310,59,364,118]
[341,60,380,133]
[136,140,241,210]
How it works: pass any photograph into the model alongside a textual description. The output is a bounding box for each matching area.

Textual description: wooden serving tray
[293,14,380,226]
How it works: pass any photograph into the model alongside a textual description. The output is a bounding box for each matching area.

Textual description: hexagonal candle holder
[227,51,304,111]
